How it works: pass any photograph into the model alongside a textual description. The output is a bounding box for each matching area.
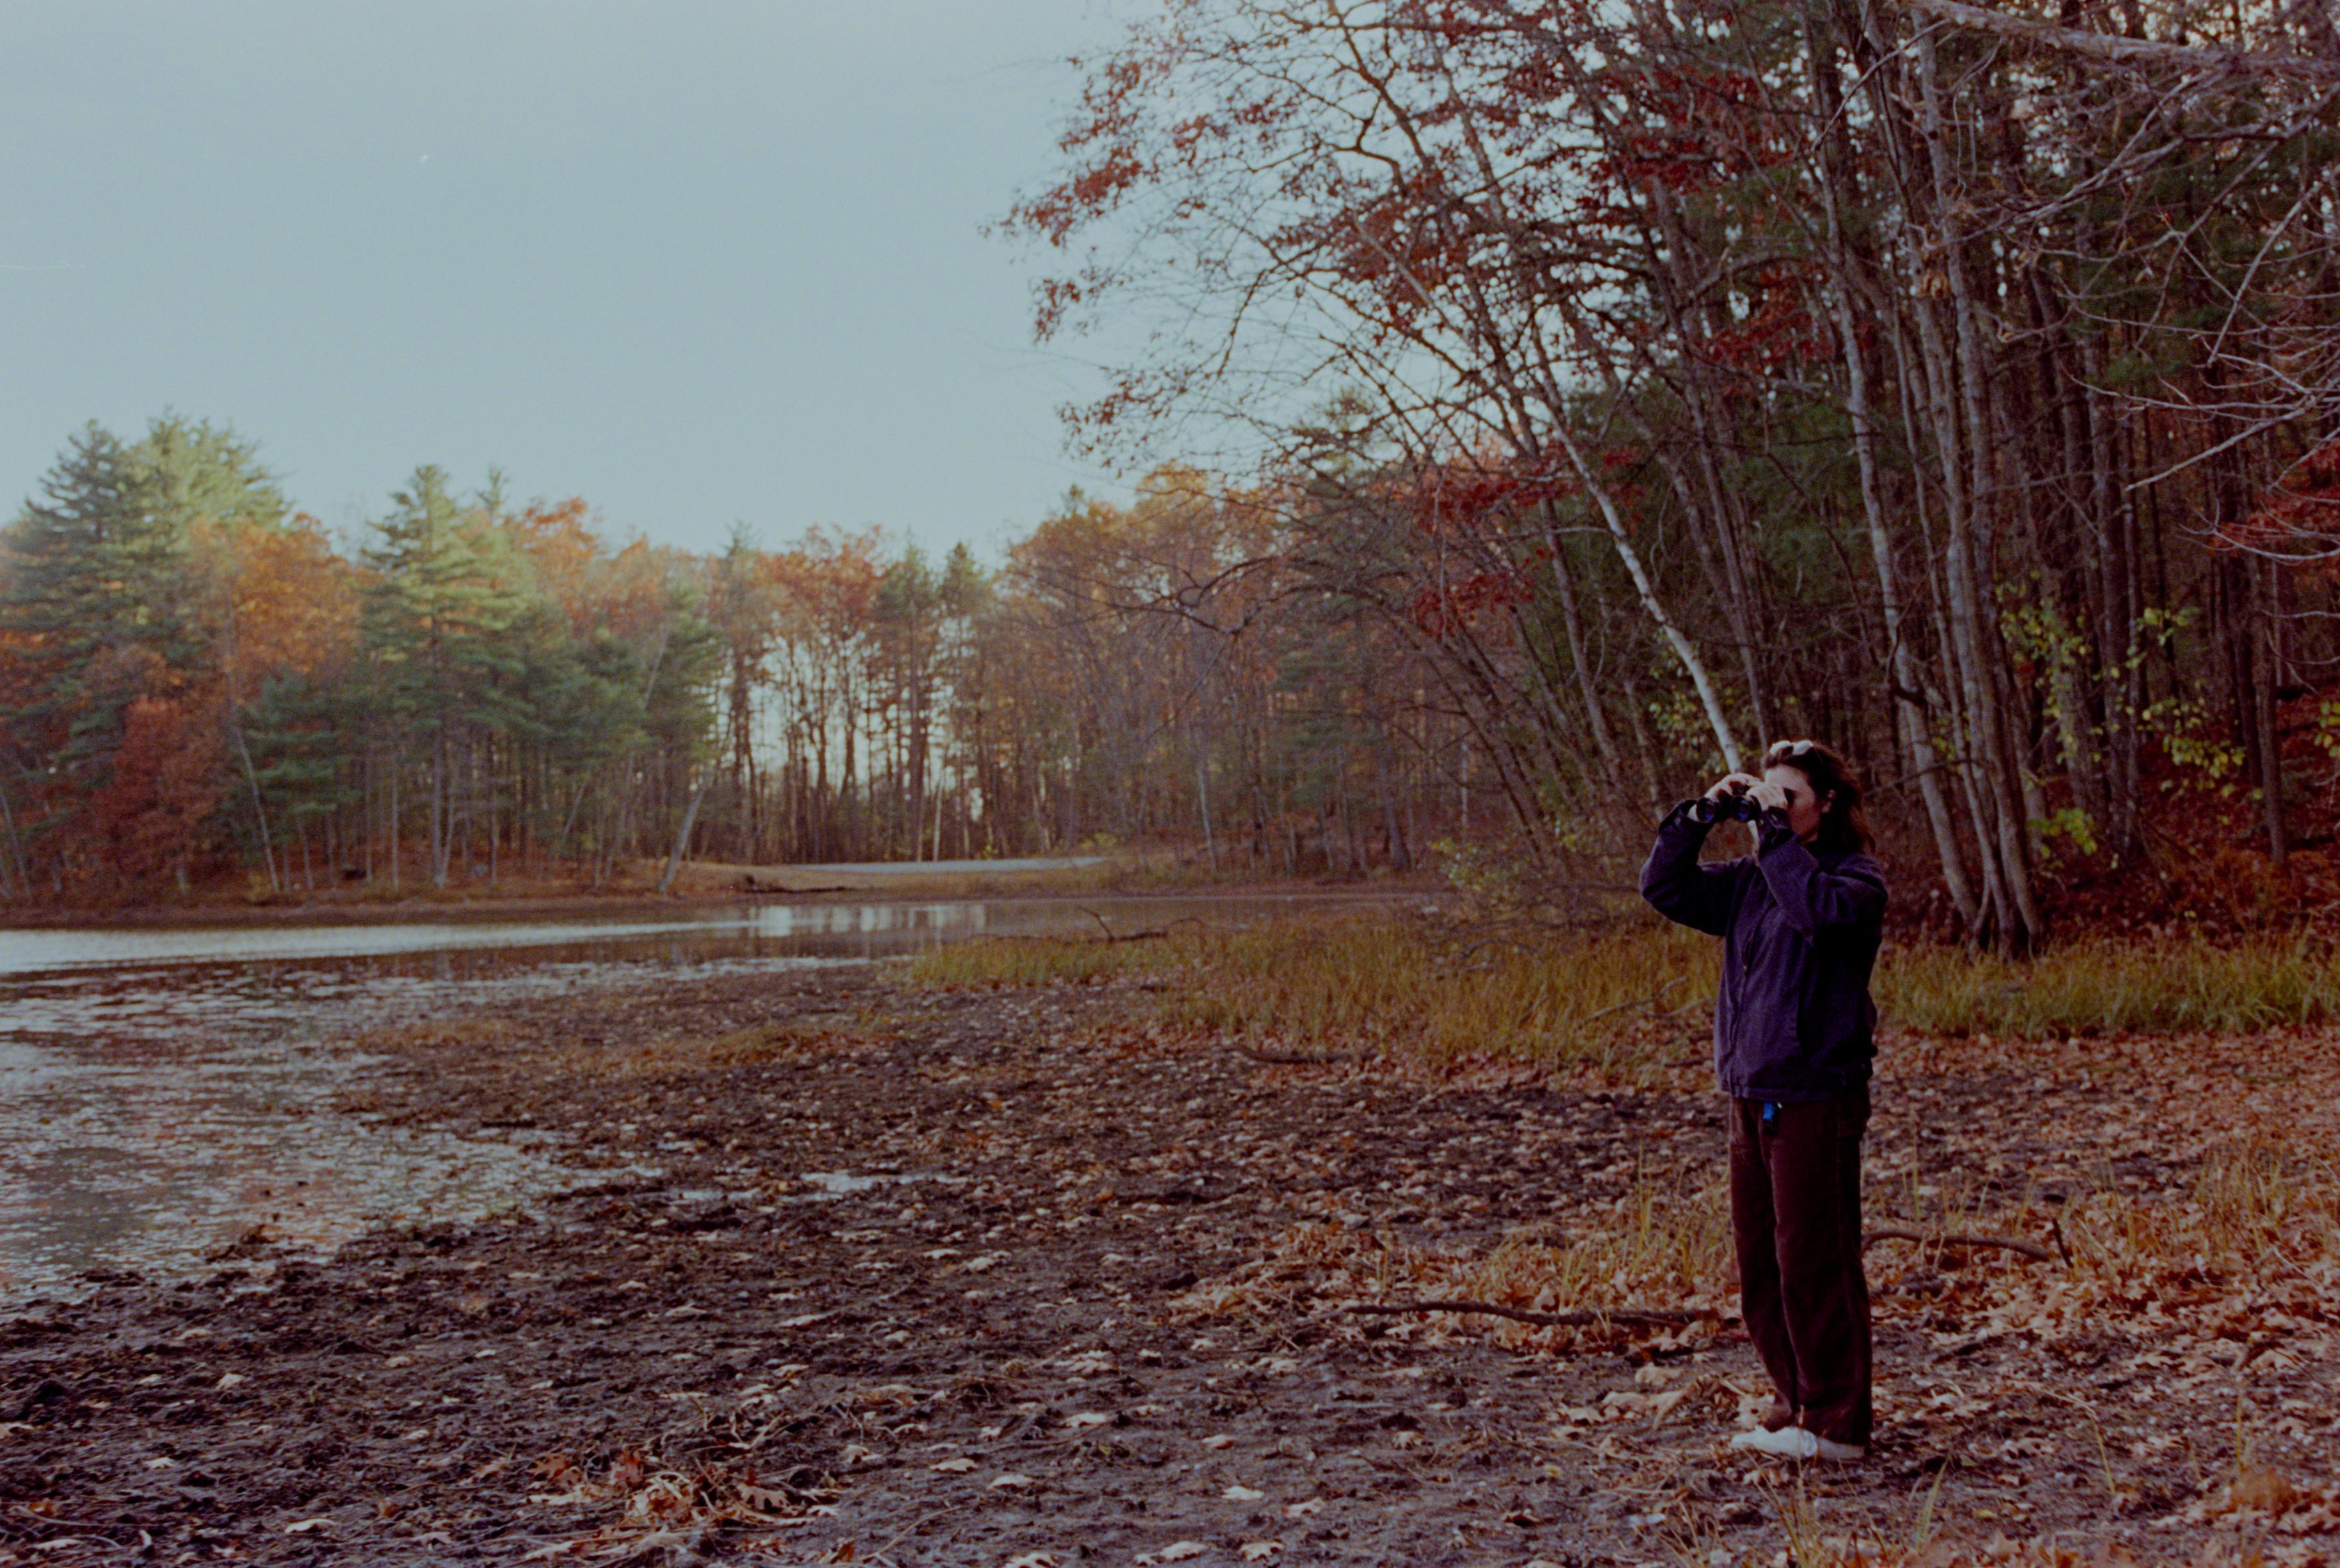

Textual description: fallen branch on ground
[1342,1299,1711,1329]
[1078,906,1169,943]
[1863,1225,2061,1263]
[1579,973,1688,1026]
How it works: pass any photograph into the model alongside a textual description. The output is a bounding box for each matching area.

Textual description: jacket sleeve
[1640,801,1737,937]
[1753,816,1887,934]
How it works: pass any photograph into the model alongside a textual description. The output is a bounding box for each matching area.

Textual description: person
[1639,738,1886,1462]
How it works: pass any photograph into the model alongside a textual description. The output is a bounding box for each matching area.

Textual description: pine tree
[361,466,529,888]
[0,424,199,885]
[134,413,289,537]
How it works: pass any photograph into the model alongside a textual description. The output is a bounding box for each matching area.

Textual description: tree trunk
[1806,10,1979,926]
[658,772,714,894]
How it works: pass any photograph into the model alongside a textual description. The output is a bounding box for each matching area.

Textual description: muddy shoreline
[0,965,2319,1564]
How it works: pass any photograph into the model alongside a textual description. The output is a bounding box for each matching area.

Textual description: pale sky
[0,1,1129,559]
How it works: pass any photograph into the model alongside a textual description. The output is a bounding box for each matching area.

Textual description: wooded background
[1002,0,2340,948]
[6,1,2340,946]
[0,424,1449,902]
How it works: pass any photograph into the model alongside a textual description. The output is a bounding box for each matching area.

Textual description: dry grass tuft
[1882,934,2340,1039]
[1164,918,1713,1077]
[917,915,2340,1063]
[913,914,1717,1081]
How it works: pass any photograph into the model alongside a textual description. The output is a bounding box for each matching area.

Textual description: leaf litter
[0,962,2335,1563]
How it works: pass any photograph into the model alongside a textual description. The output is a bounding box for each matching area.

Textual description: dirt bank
[0,967,2325,1564]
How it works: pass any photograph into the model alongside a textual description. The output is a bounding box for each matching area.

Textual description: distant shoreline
[0,867,1425,930]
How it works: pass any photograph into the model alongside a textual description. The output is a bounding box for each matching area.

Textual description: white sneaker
[1726,1424,1865,1462]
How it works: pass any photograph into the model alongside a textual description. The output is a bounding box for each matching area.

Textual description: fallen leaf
[1239,1545,1282,1563]
[931,1457,976,1474]
[1644,1387,1691,1420]
[991,1472,1036,1489]
[283,1518,333,1534]
[1153,1545,1212,1565]
[1223,1484,1265,1502]
[2231,1469,2301,1514]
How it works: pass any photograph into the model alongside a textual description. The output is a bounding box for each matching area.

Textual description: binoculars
[1689,784,1765,826]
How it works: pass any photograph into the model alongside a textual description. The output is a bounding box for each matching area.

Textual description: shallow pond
[0,891,1382,1303]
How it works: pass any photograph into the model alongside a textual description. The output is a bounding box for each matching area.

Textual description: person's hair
[1763,738,1873,855]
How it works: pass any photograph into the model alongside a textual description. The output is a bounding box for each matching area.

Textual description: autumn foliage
[1003,0,2340,948]
[0,422,1455,905]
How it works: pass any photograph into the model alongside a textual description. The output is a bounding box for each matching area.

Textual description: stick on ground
[1862,1225,2060,1263]
[1342,1299,1710,1329]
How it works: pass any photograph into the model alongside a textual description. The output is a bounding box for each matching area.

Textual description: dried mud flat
[2,964,2335,1565]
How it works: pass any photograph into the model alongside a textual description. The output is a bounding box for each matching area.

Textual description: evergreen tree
[0,423,198,883]
[361,465,529,887]
[133,413,289,537]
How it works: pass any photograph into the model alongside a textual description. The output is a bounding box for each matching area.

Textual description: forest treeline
[11,3,2340,942]
[0,420,1445,904]
[1000,0,2340,948]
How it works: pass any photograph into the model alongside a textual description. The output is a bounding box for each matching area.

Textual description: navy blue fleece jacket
[1638,801,1888,1103]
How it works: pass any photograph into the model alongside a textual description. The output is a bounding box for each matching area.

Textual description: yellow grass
[1882,934,2340,1038]
[911,914,1720,1078]
[916,912,2340,1055]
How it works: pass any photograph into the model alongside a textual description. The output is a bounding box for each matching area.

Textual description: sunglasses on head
[1764,739,1817,763]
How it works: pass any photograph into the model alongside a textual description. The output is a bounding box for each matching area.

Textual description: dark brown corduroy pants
[1728,1087,1872,1446]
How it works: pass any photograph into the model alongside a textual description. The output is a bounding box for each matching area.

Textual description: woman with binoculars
[1640,738,1887,1462]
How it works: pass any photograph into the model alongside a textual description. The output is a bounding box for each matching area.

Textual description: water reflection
[0,892,1372,1304]
[0,891,1344,974]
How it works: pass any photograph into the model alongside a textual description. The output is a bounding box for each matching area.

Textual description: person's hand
[1705,772,1759,802]
[1745,777,1790,813]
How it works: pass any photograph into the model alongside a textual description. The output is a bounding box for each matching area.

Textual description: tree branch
[1863,1224,2062,1263]
[1910,0,2340,82]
